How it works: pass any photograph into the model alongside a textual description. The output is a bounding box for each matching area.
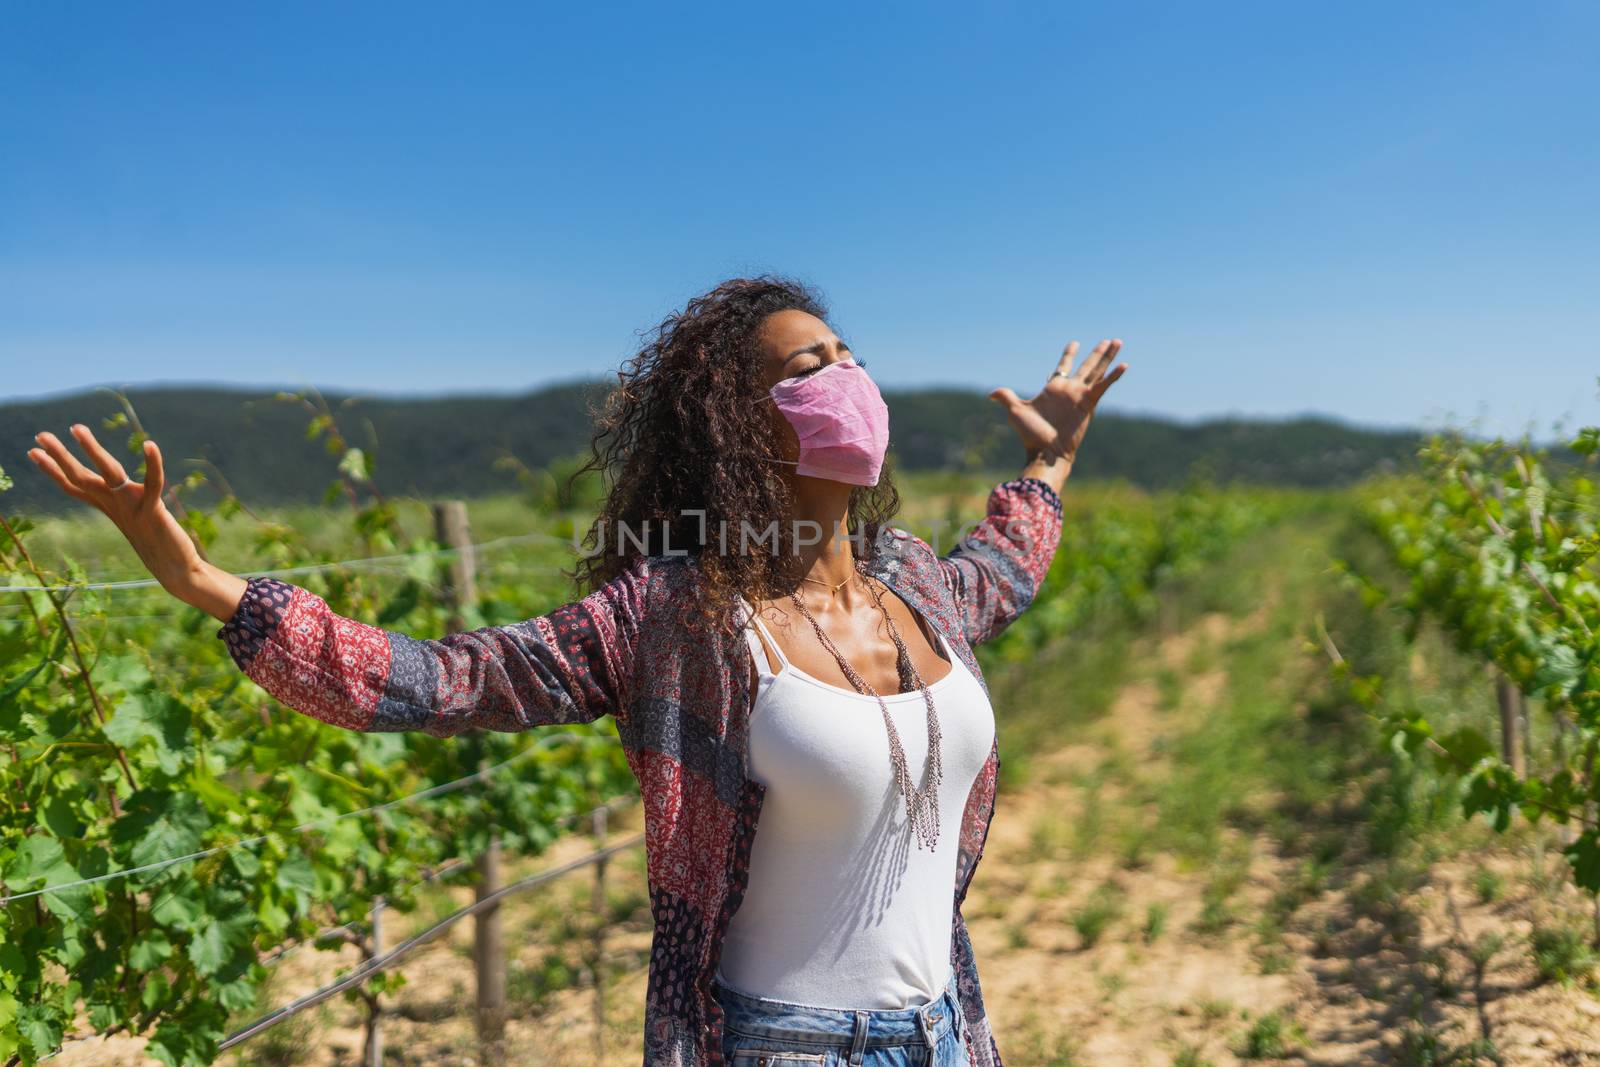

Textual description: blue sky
[3,1,1596,440]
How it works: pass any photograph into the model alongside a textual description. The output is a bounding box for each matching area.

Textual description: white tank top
[715,595,997,1010]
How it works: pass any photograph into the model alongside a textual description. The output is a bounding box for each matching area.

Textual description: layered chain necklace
[780,558,945,852]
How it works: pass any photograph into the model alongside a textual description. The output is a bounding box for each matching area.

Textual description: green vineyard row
[1337,421,1600,907]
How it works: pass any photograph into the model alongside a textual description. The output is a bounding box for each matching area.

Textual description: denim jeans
[710,967,972,1066]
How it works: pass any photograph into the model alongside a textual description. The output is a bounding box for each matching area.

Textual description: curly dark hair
[568,274,902,637]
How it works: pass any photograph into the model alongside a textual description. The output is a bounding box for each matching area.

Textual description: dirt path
[955,549,1600,1066]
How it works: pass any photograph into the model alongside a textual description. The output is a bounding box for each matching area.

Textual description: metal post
[367,896,385,1067]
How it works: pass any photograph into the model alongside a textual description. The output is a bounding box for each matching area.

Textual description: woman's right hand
[27,425,209,599]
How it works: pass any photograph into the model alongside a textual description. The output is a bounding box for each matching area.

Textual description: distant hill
[1,380,1437,516]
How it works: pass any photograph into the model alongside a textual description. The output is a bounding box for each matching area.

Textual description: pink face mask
[764,358,891,487]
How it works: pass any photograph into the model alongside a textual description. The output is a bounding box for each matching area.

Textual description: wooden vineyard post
[1494,669,1524,777]
[1520,688,1532,777]
[475,835,507,1053]
[593,805,609,1066]
[432,500,478,634]
[432,501,506,1054]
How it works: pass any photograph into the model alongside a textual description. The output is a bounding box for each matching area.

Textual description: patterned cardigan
[216,476,1064,1067]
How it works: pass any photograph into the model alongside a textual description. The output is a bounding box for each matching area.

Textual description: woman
[27,275,1126,1067]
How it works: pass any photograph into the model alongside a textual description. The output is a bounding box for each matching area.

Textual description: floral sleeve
[215,558,650,737]
[936,476,1063,647]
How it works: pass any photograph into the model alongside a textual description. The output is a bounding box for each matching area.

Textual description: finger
[1069,340,1108,382]
[1089,339,1123,381]
[1090,362,1129,400]
[1055,341,1079,378]
[1080,339,1114,380]
[27,447,93,504]
[33,430,105,493]
[989,386,1023,410]
[70,423,132,489]
[140,439,164,511]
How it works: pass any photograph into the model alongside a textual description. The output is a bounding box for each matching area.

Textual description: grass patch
[990,622,1140,793]
[1142,901,1168,943]
[1530,923,1599,987]
[1006,1006,1084,1065]
[1072,884,1125,949]
[1236,1010,1304,1059]
[1472,864,1504,904]
[1173,1046,1216,1067]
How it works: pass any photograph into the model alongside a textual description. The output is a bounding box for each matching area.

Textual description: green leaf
[112,790,210,870]
[338,447,370,484]
[214,975,258,1014]
[103,691,193,776]
[1532,642,1582,695]
[140,970,172,1011]
[87,998,120,1030]
[256,896,291,937]
[0,940,22,987]
[376,580,422,626]
[12,834,66,884]
[12,836,93,920]
[39,792,86,840]
[228,847,261,880]
[186,911,252,977]
[190,757,238,812]
[41,703,79,743]
[186,917,229,976]
[149,884,203,930]
[17,1001,63,1057]
[274,855,318,897]
[129,932,174,970]
[1436,726,1495,770]
[0,628,66,712]
[146,1017,193,1067]
[1565,829,1600,892]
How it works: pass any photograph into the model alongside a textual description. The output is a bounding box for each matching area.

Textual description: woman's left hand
[989,339,1127,463]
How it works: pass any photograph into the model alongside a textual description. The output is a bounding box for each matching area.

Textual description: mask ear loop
[748,393,794,464]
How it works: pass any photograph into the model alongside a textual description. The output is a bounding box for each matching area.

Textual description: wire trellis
[0,526,591,594]
[0,729,611,906]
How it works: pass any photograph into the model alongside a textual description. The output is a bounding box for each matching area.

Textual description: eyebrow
[784,338,852,363]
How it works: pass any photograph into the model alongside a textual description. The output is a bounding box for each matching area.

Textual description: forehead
[758,309,834,357]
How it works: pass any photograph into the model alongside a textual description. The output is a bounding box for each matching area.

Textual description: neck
[784,475,859,602]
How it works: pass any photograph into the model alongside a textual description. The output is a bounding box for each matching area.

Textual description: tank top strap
[738,596,791,676]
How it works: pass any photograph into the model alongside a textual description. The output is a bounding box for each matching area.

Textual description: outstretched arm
[26,425,645,736]
[940,338,1128,646]
[937,477,1061,646]
[205,563,646,736]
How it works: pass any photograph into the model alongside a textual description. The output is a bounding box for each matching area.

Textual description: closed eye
[793,354,866,378]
